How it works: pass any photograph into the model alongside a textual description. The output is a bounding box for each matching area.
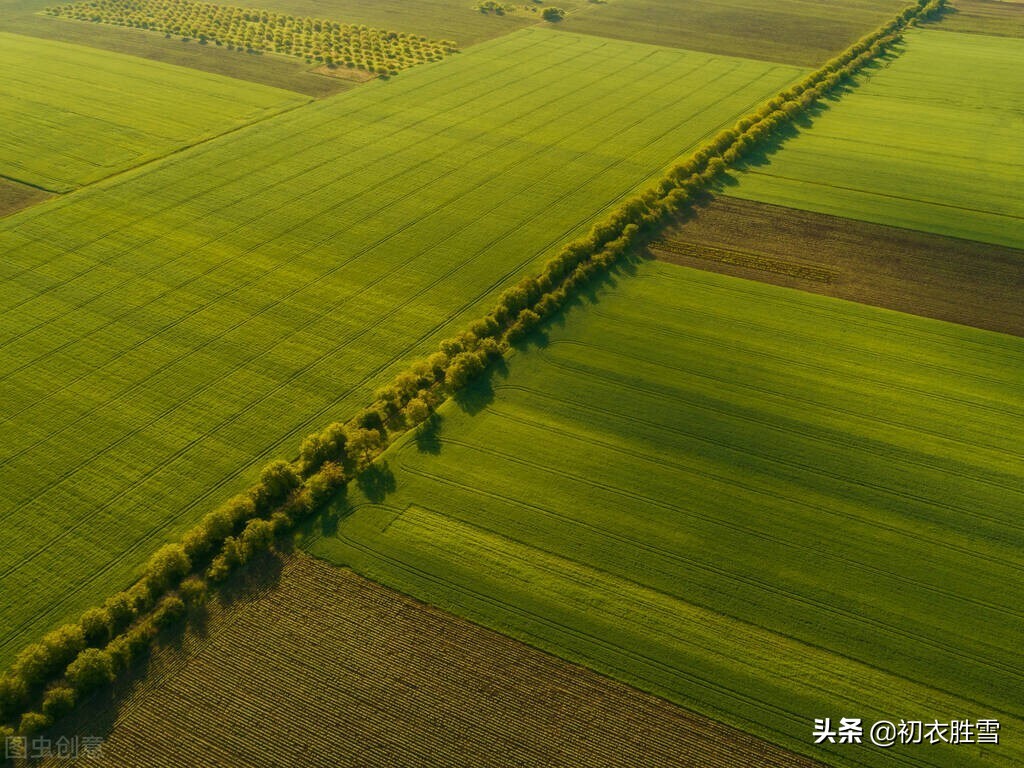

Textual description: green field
[309,261,1024,768]
[0,29,805,668]
[0,0,545,95]
[556,0,907,67]
[729,29,1024,249]
[0,32,308,191]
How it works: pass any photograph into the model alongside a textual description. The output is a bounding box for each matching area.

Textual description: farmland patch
[46,0,459,77]
[310,259,1024,768]
[654,196,1024,336]
[0,29,805,668]
[554,0,909,67]
[0,178,52,219]
[41,554,823,768]
[934,0,1024,37]
[728,29,1024,249]
[0,32,308,191]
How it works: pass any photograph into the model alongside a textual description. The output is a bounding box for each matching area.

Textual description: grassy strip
[0,0,945,744]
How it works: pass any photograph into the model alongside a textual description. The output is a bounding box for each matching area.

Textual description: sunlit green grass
[311,260,1024,768]
[0,29,804,666]
[729,29,1024,248]
[0,32,307,191]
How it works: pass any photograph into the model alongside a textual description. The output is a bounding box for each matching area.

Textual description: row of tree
[0,0,944,749]
[46,0,457,74]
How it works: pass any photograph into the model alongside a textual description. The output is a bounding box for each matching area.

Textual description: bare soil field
[44,554,823,768]
[655,196,1024,336]
[0,177,51,218]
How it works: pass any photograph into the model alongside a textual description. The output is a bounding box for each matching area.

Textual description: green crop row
[45,0,458,74]
[0,29,797,680]
[0,0,944,746]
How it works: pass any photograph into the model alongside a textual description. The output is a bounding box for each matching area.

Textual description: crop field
[46,0,459,76]
[0,1,354,96]
[0,32,308,191]
[656,196,1024,336]
[41,554,822,767]
[935,0,1024,37]
[220,0,575,47]
[729,29,1024,249]
[309,260,1024,768]
[0,29,806,669]
[556,0,908,67]
[4,0,1021,764]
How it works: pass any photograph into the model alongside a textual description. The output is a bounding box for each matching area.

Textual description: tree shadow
[218,550,285,608]
[37,584,236,761]
[355,461,396,503]
[916,3,957,28]
[451,357,507,416]
[413,413,444,455]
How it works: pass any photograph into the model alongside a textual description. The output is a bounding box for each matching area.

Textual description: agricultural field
[0,28,806,669]
[40,554,822,767]
[0,179,51,219]
[3,0,1022,765]
[45,0,459,76]
[935,0,1024,37]
[728,28,1024,249]
[309,260,1024,768]
[0,32,308,191]
[556,0,909,66]
[218,0,573,46]
[0,0,354,97]
[656,196,1024,336]
[0,0,557,69]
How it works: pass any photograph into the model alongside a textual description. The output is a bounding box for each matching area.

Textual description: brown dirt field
[0,177,51,217]
[654,196,1024,337]
[43,554,823,768]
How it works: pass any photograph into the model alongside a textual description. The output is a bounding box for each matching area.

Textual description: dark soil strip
[654,196,1024,337]
[44,554,824,768]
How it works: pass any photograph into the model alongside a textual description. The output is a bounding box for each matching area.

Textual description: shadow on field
[357,461,397,503]
[452,355,508,416]
[414,413,444,455]
[40,551,287,760]
[717,53,901,184]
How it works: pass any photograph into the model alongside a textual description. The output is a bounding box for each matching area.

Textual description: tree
[179,575,209,606]
[0,675,26,720]
[18,711,51,738]
[79,607,113,647]
[65,649,115,694]
[445,351,486,390]
[346,428,382,470]
[542,7,565,21]
[145,543,191,592]
[152,596,187,629]
[41,686,76,720]
[257,460,300,507]
[403,397,430,426]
